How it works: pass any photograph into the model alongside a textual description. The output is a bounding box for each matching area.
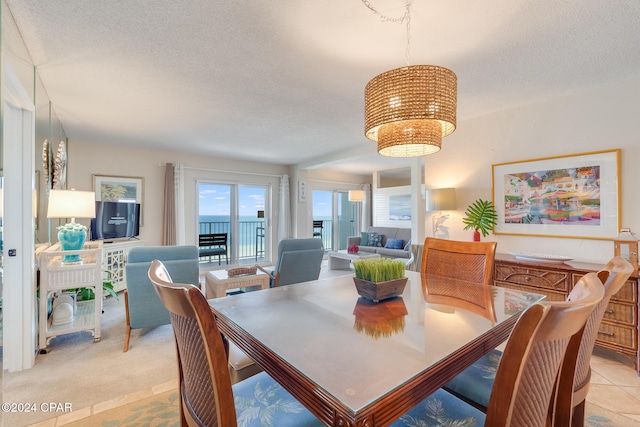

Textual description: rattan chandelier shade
[377,120,442,157]
[365,65,457,157]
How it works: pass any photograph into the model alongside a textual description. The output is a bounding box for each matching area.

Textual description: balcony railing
[198,219,333,264]
[199,221,265,264]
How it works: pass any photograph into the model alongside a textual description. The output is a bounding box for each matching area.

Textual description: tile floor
[588,347,640,423]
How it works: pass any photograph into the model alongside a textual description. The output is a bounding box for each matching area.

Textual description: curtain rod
[159,163,282,178]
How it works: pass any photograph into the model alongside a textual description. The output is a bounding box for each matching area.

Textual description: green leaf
[462,199,498,237]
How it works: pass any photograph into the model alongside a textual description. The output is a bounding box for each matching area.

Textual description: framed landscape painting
[492,149,620,240]
[93,174,144,225]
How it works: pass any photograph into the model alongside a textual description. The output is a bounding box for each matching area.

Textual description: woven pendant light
[365,65,457,157]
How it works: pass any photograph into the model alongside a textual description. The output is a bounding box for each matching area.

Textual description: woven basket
[227,266,257,277]
[353,277,408,302]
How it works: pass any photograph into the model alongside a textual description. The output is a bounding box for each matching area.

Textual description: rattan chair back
[554,256,633,426]
[485,272,604,426]
[149,259,236,427]
[421,238,497,286]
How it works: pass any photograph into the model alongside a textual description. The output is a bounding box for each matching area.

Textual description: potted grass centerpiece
[352,258,408,302]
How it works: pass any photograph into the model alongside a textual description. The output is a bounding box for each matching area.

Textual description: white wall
[424,75,640,263]
[66,142,288,249]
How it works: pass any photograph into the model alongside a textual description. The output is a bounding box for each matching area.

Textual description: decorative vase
[473,230,481,242]
[58,227,87,264]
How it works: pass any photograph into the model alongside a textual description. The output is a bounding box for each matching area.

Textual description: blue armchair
[124,245,200,352]
[258,238,325,287]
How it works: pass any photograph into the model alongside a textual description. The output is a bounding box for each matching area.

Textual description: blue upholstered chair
[123,245,200,352]
[444,256,633,426]
[257,238,324,287]
[148,259,323,426]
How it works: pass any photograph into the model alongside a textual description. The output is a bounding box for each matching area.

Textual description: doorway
[312,190,359,252]
[197,182,269,265]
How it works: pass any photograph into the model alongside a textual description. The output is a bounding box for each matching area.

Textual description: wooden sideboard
[494,253,639,374]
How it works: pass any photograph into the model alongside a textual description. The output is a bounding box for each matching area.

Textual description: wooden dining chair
[391,272,604,426]
[443,257,633,426]
[148,260,323,427]
[421,237,497,286]
[554,256,634,426]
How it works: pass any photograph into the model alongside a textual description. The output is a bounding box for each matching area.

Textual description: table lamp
[348,190,365,202]
[47,189,96,263]
[614,228,638,271]
[425,188,457,239]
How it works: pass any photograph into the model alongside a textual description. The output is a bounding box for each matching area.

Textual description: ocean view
[198,215,332,260]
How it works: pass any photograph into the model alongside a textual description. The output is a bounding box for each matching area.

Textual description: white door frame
[3,61,36,371]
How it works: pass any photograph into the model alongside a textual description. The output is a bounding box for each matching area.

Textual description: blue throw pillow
[360,231,370,246]
[384,238,404,250]
[368,233,383,247]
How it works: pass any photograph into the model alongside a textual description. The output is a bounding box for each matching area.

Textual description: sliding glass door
[197,182,268,265]
[312,190,359,251]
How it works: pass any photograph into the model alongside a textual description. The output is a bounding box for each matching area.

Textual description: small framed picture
[92,174,144,225]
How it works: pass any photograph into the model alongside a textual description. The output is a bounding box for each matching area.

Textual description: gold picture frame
[492,149,620,240]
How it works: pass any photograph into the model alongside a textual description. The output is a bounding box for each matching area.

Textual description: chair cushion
[360,231,371,246]
[443,348,502,409]
[389,388,486,426]
[384,238,404,250]
[368,232,383,247]
[233,371,323,426]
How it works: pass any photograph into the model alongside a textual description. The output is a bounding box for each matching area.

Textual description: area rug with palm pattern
[63,389,639,427]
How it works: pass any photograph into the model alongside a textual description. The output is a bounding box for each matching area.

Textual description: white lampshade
[425,188,457,211]
[47,189,96,220]
[348,190,365,202]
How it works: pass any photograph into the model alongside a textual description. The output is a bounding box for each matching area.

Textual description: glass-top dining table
[208,270,545,426]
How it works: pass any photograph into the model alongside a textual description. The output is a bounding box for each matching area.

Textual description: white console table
[38,241,103,353]
[102,239,145,292]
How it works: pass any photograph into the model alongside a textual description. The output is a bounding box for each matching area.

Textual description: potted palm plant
[462,199,498,241]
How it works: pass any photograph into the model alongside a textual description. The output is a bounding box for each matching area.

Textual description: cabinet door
[495,264,570,295]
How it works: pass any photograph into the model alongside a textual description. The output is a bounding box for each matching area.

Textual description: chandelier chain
[361,0,412,66]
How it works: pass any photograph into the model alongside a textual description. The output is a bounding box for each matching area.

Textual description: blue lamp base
[58,227,87,264]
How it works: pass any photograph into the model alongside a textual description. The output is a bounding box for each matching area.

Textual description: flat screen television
[90,201,140,241]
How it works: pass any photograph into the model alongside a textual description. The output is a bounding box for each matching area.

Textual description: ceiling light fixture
[363,0,457,157]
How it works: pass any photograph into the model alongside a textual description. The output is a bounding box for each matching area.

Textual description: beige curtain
[278,174,292,241]
[360,183,371,232]
[162,163,176,245]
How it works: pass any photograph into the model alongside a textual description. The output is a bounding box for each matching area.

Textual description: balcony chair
[421,237,497,286]
[312,220,323,238]
[441,259,631,426]
[390,272,604,426]
[198,232,228,265]
[257,238,324,287]
[124,245,200,352]
[255,226,265,261]
[148,259,323,427]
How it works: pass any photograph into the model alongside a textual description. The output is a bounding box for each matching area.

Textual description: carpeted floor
[64,390,181,427]
[4,294,177,426]
[58,388,640,427]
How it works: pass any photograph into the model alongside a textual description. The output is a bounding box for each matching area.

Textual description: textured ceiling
[5,0,640,174]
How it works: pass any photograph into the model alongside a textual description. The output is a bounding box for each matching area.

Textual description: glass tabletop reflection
[208,270,544,413]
